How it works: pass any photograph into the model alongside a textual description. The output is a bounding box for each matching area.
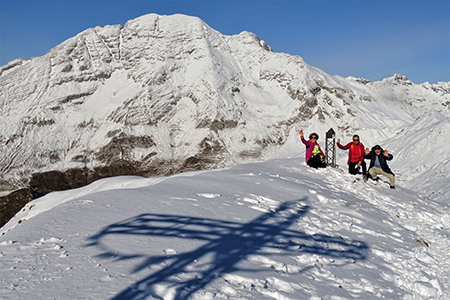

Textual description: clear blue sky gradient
[1,0,449,84]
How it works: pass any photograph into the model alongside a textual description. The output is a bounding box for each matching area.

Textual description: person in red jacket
[337,135,367,180]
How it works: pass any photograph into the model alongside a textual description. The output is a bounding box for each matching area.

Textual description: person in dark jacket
[364,145,395,189]
[337,135,367,179]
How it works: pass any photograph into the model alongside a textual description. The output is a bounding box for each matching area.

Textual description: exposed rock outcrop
[0,189,33,229]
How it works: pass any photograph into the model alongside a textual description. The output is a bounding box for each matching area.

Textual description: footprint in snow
[316,195,328,204]
[197,193,221,199]
[73,200,94,205]
[164,248,177,255]
[99,274,113,282]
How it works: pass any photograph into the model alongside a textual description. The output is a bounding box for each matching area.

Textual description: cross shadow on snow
[87,199,368,300]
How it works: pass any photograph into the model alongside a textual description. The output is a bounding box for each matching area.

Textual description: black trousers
[307,155,326,169]
[348,161,367,175]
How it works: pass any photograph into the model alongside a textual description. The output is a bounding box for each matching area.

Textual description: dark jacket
[364,146,394,175]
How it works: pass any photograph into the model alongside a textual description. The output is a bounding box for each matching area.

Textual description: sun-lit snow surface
[1,157,449,299]
[1,14,449,202]
[1,13,450,297]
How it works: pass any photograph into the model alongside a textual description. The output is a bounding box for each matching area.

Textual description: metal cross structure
[325,128,336,167]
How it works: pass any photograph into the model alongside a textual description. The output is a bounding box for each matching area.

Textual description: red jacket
[337,141,365,163]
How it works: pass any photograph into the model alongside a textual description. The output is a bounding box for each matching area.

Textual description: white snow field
[1,13,450,199]
[1,13,450,300]
[1,156,449,300]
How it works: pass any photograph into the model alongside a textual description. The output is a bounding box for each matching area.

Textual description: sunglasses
[353,139,359,141]
[311,136,318,140]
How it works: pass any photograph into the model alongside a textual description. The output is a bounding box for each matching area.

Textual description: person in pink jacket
[300,130,326,168]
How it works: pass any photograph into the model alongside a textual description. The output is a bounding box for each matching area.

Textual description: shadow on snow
[87,199,368,300]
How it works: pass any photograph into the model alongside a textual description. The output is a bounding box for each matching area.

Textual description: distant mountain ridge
[1,13,449,203]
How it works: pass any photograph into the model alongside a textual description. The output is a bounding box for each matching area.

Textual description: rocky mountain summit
[1,14,449,222]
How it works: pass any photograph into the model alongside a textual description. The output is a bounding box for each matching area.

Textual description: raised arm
[383,150,393,160]
[299,130,308,145]
[336,138,351,149]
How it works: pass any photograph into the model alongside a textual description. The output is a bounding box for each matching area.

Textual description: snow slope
[1,157,449,299]
[1,13,449,204]
[1,13,450,298]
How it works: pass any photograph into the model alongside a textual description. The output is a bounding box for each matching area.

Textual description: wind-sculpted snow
[1,158,449,299]
[0,13,449,203]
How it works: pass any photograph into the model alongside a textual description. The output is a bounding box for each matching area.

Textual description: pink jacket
[301,136,325,162]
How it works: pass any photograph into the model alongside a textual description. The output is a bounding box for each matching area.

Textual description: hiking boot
[363,175,368,182]
[390,185,395,189]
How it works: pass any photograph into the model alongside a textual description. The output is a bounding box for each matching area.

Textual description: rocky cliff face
[1,13,449,196]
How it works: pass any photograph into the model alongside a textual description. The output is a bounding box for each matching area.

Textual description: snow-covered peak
[0,58,25,76]
[0,13,449,205]
[346,76,372,85]
[381,73,414,85]
[1,13,450,299]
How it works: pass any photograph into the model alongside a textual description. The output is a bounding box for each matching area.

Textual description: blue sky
[1,0,449,84]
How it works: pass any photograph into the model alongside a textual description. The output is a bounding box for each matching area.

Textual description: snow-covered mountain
[1,13,449,202]
[1,13,450,300]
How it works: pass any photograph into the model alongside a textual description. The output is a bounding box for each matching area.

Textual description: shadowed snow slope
[1,157,449,299]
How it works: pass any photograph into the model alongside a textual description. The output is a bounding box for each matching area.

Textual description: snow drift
[1,158,449,299]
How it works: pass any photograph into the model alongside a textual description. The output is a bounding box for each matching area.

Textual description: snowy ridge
[1,14,449,202]
[1,157,449,299]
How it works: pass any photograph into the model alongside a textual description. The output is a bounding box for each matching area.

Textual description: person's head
[352,135,360,145]
[372,145,382,155]
[309,133,319,141]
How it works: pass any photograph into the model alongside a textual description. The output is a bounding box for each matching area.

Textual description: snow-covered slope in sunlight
[1,158,449,299]
[385,110,450,203]
[1,13,449,204]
